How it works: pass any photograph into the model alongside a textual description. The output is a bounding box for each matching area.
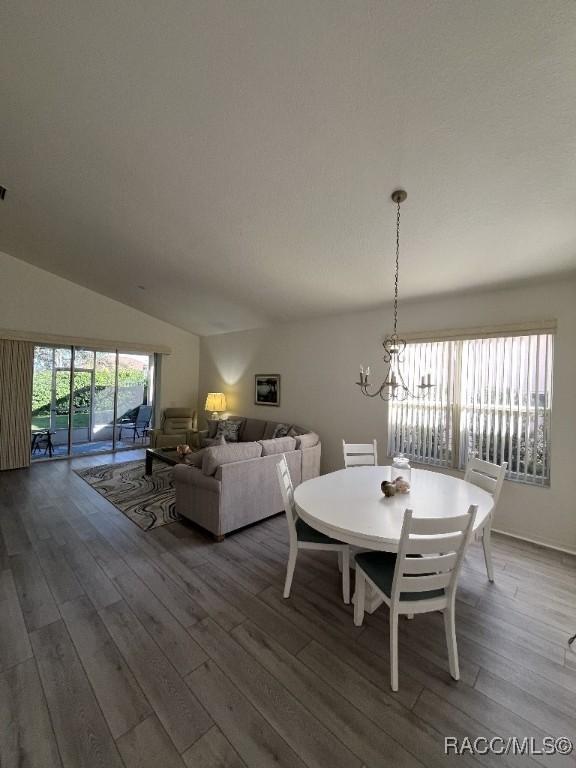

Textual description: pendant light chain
[356,188,434,401]
[393,198,400,338]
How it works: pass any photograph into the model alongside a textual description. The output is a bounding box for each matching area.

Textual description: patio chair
[118,404,153,443]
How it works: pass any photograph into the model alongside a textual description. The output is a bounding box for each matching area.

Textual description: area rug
[74,460,179,531]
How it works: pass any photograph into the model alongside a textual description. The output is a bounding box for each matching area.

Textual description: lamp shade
[204,392,227,412]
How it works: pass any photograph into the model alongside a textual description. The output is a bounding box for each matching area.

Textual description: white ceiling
[1,1,575,336]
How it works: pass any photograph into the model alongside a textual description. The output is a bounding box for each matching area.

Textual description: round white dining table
[294,466,494,552]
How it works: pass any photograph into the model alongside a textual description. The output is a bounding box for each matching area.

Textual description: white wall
[0,251,200,411]
[199,276,576,553]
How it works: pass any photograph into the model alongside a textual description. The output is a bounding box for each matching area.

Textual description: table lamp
[205,392,227,420]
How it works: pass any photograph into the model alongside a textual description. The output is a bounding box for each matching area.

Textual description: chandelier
[357,189,434,401]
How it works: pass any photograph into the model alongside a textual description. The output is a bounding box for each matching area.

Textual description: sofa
[174,416,321,540]
[148,407,197,449]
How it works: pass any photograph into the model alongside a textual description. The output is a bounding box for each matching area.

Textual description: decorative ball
[176,444,191,458]
[381,480,396,497]
[394,477,411,494]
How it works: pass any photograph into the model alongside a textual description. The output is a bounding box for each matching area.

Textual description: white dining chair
[276,455,350,603]
[464,458,507,582]
[342,439,378,468]
[354,506,476,691]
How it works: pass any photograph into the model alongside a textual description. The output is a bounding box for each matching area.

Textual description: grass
[32,413,90,431]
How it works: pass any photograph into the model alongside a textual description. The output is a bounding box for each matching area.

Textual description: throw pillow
[258,436,297,456]
[288,425,307,437]
[272,423,291,439]
[296,432,320,450]
[215,420,241,443]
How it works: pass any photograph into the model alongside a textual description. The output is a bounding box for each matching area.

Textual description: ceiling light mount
[391,189,407,204]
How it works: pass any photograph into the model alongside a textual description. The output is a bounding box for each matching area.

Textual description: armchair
[148,407,197,449]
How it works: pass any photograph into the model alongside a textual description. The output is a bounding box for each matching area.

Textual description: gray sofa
[174,416,321,540]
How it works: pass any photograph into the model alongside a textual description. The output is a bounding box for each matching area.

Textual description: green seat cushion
[296,518,344,546]
[354,551,445,602]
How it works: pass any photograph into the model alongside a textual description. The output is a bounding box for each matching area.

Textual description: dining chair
[464,458,507,582]
[354,506,477,691]
[342,439,378,467]
[276,454,350,603]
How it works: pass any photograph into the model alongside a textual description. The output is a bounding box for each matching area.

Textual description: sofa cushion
[215,420,242,443]
[186,449,205,468]
[200,435,226,448]
[295,432,320,450]
[288,425,307,437]
[242,418,267,443]
[202,441,263,476]
[258,436,297,456]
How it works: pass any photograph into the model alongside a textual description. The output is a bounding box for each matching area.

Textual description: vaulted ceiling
[1,1,575,335]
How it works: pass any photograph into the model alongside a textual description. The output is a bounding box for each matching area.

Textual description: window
[387,333,554,486]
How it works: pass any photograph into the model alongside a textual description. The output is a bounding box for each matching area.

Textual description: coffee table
[145,446,197,475]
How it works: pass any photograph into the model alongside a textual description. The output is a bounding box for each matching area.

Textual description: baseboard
[492,527,576,558]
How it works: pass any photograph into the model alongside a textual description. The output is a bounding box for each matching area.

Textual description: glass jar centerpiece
[391,454,411,492]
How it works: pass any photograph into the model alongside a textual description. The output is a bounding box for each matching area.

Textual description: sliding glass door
[31,344,155,460]
[116,353,154,448]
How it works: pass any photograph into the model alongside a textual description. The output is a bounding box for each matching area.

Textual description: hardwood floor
[0,450,575,767]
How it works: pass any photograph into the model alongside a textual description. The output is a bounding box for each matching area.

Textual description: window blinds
[388,341,455,467]
[387,333,554,486]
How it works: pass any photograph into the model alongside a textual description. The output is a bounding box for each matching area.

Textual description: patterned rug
[74,460,179,531]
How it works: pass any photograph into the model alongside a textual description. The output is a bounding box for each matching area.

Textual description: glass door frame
[70,366,96,448]
[51,365,71,435]
[32,344,156,461]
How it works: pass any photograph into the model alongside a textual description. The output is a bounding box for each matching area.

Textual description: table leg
[352,583,384,614]
[145,451,153,475]
[349,546,386,614]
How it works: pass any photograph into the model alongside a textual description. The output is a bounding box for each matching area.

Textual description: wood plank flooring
[1,449,575,767]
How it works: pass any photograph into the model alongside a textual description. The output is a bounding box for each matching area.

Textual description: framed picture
[254,374,281,406]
